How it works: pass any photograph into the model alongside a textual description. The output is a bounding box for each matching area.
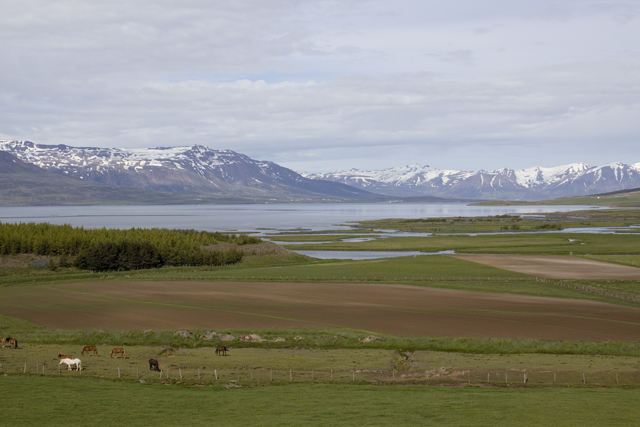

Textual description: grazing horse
[148,359,161,372]
[58,352,73,359]
[5,338,18,349]
[81,345,98,356]
[215,345,228,356]
[59,358,82,371]
[0,337,5,347]
[110,347,126,358]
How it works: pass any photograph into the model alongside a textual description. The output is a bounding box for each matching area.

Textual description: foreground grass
[1,376,639,426]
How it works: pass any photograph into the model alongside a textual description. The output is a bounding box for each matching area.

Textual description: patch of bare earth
[1,281,639,341]
[452,255,640,280]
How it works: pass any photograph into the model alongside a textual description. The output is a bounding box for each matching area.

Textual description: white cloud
[1,0,639,173]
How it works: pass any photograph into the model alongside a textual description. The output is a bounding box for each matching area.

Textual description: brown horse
[0,337,5,347]
[110,347,126,358]
[215,345,228,356]
[81,345,98,356]
[5,338,17,349]
[58,352,73,359]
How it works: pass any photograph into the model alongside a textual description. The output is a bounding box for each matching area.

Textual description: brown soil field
[1,281,639,340]
[452,255,640,280]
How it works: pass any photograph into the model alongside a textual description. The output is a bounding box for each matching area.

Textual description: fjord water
[0,203,594,234]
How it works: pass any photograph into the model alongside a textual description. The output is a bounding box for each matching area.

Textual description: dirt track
[1,281,639,341]
[452,255,640,280]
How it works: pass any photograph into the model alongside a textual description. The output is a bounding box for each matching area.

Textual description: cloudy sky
[1,1,639,173]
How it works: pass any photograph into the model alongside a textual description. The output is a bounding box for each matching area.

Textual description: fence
[2,362,639,387]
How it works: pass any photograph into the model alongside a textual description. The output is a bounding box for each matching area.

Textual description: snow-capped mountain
[303,162,640,200]
[0,141,376,200]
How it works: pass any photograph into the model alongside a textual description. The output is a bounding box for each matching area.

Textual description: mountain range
[1,140,639,203]
[303,162,640,201]
[0,141,376,202]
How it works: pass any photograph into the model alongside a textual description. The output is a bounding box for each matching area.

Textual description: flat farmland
[452,255,640,280]
[1,281,639,340]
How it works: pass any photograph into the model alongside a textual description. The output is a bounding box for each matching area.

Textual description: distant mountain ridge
[302,162,640,200]
[0,141,377,201]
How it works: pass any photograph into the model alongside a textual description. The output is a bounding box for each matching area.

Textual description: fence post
[24,363,27,373]
[352,370,355,382]
[118,367,121,378]
[487,372,490,383]
[198,368,200,380]
[179,368,182,380]
[505,373,507,383]
[616,373,619,385]
[43,364,45,375]
[215,369,218,380]
[290,369,292,381]
[159,370,163,379]
[524,373,527,384]
[583,373,585,385]
[270,369,272,381]
[137,367,139,378]
[468,370,470,384]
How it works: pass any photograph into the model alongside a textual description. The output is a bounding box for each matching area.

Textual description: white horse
[59,357,82,371]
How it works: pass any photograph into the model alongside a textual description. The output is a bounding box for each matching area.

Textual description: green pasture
[2,376,640,426]
[348,208,640,233]
[283,233,640,255]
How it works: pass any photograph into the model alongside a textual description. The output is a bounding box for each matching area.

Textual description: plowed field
[1,281,639,340]
[452,255,640,280]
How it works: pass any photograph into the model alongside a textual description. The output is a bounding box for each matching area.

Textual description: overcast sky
[1,0,639,173]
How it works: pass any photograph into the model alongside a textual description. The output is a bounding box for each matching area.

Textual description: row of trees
[0,222,256,271]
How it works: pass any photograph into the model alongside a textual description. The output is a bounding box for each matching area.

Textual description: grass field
[1,376,640,426]
[282,233,640,255]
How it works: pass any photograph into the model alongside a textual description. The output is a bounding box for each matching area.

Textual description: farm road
[451,255,640,280]
[1,281,639,341]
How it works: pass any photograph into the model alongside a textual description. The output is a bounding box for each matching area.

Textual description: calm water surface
[0,203,597,234]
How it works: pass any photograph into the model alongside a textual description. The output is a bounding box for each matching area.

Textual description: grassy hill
[471,187,640,207]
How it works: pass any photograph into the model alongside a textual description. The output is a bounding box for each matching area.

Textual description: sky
[1,0,639,173]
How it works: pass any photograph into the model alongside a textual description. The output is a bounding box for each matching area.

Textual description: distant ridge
[302,162,640,201]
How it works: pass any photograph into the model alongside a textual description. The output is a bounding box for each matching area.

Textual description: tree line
[0,222,261,271]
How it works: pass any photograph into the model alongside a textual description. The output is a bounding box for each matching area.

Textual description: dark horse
[148,359,161,372]
[215,345,228,356]
[5,338,18,349]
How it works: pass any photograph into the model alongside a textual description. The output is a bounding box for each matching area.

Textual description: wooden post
[159,370,163,379]
[215,369,218,380]
[487,372,490,382]
[524,373,527,384]
[137,367,139,378]
[179,368,182,380]
[468,370,470,384]
[118,367,121,378]
[505,373,507,383]
[250,372,253,380]
[290,369,292,381]
[554,372,556,383]
[198,368,200,380]
[43,364,45,375]
[331,369,333,381]
[583,373,585,385]
[616,373,619,385]
[352,370,355,382]
[393,370,395,381]
[24,363,27,373]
